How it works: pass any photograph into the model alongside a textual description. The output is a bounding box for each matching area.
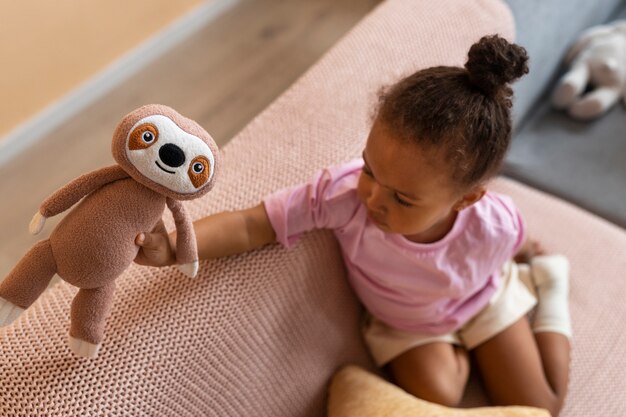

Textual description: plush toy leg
[0,240,57,326]
[68,282,116,358]
[552,63,589,109]
[569,86,621,120]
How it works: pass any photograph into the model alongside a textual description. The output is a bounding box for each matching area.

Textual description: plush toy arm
[38,165,129,219]
[166,198,199,278]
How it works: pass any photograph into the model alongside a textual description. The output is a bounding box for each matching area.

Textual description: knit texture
[11,0,626,415]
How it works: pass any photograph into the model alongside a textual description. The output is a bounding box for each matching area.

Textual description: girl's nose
[367,183,386,213]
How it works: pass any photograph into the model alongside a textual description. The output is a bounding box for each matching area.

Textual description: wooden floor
[0,0,379,279]
[0,0,205,137]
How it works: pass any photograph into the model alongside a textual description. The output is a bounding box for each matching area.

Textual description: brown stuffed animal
[0,104,219,358]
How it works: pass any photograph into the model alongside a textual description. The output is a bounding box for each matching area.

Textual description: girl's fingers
[135,232,172,266]
[530,240,546,256]
[151,219,167,234]
[136,233,159,248]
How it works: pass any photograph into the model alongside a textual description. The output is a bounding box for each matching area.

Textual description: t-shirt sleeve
[492,193,526,256]
[511,205,526,255]
[262,160,363,249]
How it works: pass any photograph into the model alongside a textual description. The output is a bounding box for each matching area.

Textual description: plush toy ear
[565,24,614,63]
[328,366,550,417]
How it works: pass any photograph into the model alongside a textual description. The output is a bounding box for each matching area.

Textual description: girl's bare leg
[389,342,470,407]
[472,317,570,417]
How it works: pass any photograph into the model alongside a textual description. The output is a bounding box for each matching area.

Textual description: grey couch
[504,0,626,227]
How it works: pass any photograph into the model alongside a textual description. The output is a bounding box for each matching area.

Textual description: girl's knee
[390,360,468,406]
[399,375,465,407]
[389,343,470,407]
[530,396,563,417]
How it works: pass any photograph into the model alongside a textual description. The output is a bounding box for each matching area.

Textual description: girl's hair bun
[465,35,528,98]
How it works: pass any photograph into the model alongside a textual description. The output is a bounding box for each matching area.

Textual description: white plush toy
[552,20,626,120]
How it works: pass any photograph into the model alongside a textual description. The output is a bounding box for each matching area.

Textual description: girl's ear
[453,185,486,211]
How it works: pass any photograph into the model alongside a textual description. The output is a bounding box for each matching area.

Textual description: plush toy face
[112,104,220,200]
[125,115,216,195]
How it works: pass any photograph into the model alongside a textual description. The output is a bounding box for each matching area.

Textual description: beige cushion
[328,366,550,417]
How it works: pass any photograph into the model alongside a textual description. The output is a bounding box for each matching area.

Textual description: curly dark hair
[375,35,529,189]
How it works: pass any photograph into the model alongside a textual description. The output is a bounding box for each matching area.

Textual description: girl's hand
[514,238,545,264]
[134,220,176,267]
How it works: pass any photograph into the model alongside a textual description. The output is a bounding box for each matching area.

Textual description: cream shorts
[362,260,537,366]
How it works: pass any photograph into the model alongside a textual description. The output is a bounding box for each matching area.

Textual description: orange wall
[0,0,206,139]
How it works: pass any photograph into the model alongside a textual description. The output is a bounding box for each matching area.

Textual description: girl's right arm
[134,203,276,267]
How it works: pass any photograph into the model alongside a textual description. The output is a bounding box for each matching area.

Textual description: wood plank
[0,0,208,137]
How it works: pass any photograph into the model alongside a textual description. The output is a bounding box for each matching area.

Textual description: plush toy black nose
[159,143,186,168]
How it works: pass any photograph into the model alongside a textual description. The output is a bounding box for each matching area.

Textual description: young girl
[135,35,571,416]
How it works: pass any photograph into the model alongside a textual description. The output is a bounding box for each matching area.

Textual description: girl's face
[356,118,484,244]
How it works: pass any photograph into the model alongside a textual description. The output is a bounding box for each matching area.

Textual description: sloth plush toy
[0,104,219,358]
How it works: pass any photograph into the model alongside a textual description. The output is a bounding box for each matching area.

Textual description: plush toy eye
[129,123,159,150]
[142,131,154,143]
[192,162,204,174]
[188,156,211,188]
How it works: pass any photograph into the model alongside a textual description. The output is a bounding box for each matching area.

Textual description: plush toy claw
[551,20,626,120]
[177,260,199,278]
[0,297,25,327]
[68,335,100,358]
[0,105,219,358]
[29,211,46,235]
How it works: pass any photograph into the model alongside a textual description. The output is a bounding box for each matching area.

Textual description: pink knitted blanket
[3,0,625,416]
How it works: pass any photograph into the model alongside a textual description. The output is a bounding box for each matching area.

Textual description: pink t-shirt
[263,159,525,335]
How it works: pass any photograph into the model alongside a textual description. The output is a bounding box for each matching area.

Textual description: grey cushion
[504,3,626,228]
[505,101,626,227]
[504,0,623,129]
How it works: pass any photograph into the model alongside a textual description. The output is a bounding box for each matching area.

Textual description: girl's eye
[394,193,413,207]
[363,167,373,177]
